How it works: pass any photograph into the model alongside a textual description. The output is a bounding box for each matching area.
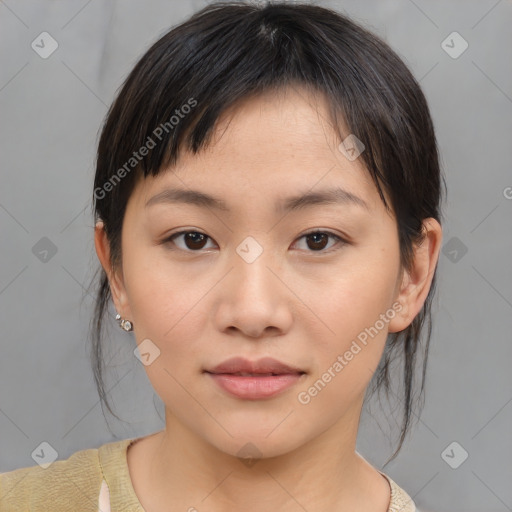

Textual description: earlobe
[388,218,443,333]
[94,221,129,316]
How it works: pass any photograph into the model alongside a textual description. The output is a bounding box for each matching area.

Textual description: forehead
[133,86,388,214]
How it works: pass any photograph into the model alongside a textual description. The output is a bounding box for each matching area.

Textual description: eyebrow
[145,186,370,213]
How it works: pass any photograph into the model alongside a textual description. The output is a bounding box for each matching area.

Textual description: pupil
[308,233,327,250]
[186,232,206,249]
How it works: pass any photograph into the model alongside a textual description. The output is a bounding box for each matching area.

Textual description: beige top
[0,437,417,511]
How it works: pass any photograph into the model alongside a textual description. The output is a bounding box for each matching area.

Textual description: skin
[95,85,442,512]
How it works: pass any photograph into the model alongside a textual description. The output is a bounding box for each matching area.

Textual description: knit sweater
[0,437,417,511]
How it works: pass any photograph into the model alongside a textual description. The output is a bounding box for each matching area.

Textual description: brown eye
[166,231,214,251]
[306,232,329,251]
[294,230,346,253]
[164,229,346,254]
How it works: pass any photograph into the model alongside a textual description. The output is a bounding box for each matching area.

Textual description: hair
[88,0,446,463]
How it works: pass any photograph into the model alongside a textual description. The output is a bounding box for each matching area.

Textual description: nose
[213,240,293,339]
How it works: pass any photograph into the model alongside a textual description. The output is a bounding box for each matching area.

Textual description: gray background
[1,1,511,511]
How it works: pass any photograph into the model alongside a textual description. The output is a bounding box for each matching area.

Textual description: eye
[164,230,216,251]
[163,229,346,253]
[293,230,346,253]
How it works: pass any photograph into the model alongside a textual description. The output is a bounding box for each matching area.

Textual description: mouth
[212,372,297,376]
[204,357,306,400]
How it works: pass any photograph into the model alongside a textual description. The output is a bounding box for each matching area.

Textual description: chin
[202,423,311,462]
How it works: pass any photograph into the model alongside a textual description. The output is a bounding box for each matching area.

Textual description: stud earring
[115,313,133,332]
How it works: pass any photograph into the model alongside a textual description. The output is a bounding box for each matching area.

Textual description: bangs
[95,1,433,225]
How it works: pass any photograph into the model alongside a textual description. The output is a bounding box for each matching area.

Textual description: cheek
[300,288,392,415]
[122,258,210,410]
[308,245,399,379]
[121,243,209,358]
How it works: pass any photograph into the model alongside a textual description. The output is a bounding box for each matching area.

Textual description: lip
[204,357,306,400]
[206,356,305,375]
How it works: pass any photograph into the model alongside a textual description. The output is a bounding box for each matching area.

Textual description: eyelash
[162,229,347,254]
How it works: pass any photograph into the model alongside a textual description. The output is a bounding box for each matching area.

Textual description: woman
[0,2,444,510]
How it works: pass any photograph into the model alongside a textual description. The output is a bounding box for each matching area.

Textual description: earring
[115,313,133,332]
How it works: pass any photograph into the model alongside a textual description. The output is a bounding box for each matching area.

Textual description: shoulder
[0,439,131,512]
[380,472,418,512]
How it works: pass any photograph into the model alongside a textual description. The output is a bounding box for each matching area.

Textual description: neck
[128,406,391,512]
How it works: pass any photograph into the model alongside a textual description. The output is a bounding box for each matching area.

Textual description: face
[98,86,419,459]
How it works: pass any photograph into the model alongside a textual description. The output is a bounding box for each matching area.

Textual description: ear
[94,220,131,319]
[388,218,443,333]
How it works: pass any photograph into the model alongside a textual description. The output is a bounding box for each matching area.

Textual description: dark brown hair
[88,1,446,462]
